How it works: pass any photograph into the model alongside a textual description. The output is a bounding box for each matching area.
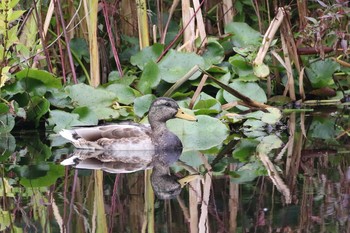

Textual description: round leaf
[167,115,229,150]
[130,43,164,70]
[134,94,156,117]
[223,81,267,106]
[158,50,206,83]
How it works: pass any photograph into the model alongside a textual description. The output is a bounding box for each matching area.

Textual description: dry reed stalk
[198,153,212,233]
[92,170,108,232]
[55,0,77,83]
[296,0,308,30]
[87,0,100,87]
[229,164,238,233]
[102,1,123,77]
[189,74,208,109]
[299,67,306,100]
[160,0,180,44]
[189,179,200,233]
[136,0,150,49]
[143,170,155,233]
[51,197,64,232]
[192,0,207,45]
[43,0,54,37]
[182,0,195,51]
[285,112,296,176]
[254,7,285,66]
[286,124,303,198]
[258,151,292,204]
[222,0,234,26]
[281,32,296,101]
[176,196,191,220]
[120,0,137,36]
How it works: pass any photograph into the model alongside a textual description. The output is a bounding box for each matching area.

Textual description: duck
[60,149,200,199]
[59,97,197,151]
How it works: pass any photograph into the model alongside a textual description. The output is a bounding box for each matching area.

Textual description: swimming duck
[60,149,200,199]
[59,97,196,151]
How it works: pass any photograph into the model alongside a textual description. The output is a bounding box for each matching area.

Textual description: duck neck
[150,119,168,134]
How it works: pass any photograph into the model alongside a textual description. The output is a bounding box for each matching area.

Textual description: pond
[0,107,349,233]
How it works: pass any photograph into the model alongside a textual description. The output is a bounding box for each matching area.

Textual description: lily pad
[193,92,221,115]
[105,83,136,105]
[130,43,164,70]
[232,138,259,161]
[15,68,62,88]
[230,162,262,183]
[26,96,50,127]
[136,61,161,94]
[66,83,117,107]
[72,106,98,125]
[229,54,253,76]
[19,164,65,187]
[134,94,156,117]
[253,63,270,79]
[48,110,90,132]
[305,59,339,88]
[203,39,225,66]
[167,115,229,150]
[256,135,283,154]
[158,49,206,83]
[0,114,15,133]
[225,22,261,47]
[223,81,267,106]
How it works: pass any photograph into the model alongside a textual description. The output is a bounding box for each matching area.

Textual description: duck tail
[59,129,77,142]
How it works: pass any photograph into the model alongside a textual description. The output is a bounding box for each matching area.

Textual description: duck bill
[178,174,201,188]
[175,109,197,121]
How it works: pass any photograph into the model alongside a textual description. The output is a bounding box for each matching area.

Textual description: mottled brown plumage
[59,97,196,151]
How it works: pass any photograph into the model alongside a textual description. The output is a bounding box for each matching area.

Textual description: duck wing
[59,123,154,150]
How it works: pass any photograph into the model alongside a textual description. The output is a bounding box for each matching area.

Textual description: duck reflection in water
[60,98,199,199]
[61,148,198,199]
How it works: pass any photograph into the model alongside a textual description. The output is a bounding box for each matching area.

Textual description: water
[0,109,349,232]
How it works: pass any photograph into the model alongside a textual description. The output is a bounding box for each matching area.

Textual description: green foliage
[305,59,339,88]
[167,115,229,151]
[225,22,261,47]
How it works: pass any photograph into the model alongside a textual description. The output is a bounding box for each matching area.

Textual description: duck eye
[164,102,171,107]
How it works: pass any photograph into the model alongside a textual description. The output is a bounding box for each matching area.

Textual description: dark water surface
[0,108,349,233]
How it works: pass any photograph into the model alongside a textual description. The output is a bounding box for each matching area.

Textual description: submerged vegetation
[0,0,350,231]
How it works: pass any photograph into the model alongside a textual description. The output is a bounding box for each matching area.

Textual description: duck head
[148,97,196,129]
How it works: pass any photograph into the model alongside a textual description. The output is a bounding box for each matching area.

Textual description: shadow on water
[0,107,349,232]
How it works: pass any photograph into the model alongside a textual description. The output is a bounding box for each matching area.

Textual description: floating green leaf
[19,164,65,187]
[225,22,261,47]
[70,38,90,62]
[232,139,259,161]
[229,54,253,76]
[193,92,221,115]
[230,162,262,183]
[130,43,164,70]
[0,114,15,133]
[48,110,89,132]
[0,103,9,114]
[223,81,267,105]
[15,69,62,88]
[158,50,205,83]
[305,59,339,88]
[134,94,156,117]
[72,106,98,125]
[203,39,225,66]
[253,63,270,79]
[66,83,117,107]
[26,96,50,127]
[106,83,136,105]
[167,115,229,150]
[136,61,161,94]
[256,135,283,154]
